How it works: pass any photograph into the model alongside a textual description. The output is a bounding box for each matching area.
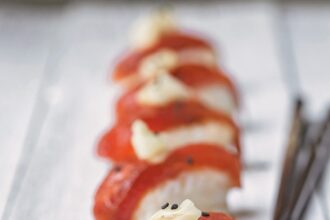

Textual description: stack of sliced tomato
[93,17,241,220]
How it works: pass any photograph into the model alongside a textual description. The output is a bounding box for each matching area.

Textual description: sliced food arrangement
[94,10,242,220]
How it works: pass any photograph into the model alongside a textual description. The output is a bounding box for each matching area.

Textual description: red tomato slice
[98,100,240,162]
[171,65,239,105]
[115,64,239,121]
[94,144,240,220]
[113,32,213,81]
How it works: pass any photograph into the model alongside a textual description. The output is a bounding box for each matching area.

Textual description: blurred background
[0,0,329,220]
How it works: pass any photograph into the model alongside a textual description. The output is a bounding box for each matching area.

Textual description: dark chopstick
[287,109,330,220]
[279,122,320,219]
[273,98,307,220]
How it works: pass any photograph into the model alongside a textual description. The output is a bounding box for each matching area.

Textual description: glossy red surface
[115,64,238,120]
[113,31,213,81]
[171,65,239,104]
[94,144,240,220]
[98,99,240,162]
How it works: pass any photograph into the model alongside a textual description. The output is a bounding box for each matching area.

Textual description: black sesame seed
[171,204,179,210]
[161,202,169,209]
[201,211,210,217]
[186,156,194,165]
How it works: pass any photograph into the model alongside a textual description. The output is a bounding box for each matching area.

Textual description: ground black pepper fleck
[186,156,194,165]
[173,101,184,110]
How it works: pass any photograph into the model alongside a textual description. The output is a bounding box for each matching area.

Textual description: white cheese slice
[197,85,236,115]
[178,48,217,67]
[131,10,176,49]
[139,50,179,79]
[137,71,191,106]
[138,49,216,80]
[150,199,201,220]
[131,120,167,163]
[134,170,230,220]
[131,120,236,163]
[158,121,236,154]
[137,71,236,115]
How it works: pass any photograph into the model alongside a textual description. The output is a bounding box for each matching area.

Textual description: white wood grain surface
[287,3,330,218]
[0,1,328,220]
[0,6,59,217]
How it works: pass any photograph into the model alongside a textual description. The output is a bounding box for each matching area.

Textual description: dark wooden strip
[288,110,330,220]
[272,98,306,220]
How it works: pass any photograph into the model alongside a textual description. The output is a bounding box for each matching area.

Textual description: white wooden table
[0,1,329,220]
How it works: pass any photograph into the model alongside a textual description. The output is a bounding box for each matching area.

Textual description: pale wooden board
[0,2,328,220]
[287,3,330,218]
[287,3,330,115]
[0,6,60,218]
[2,4,131,219]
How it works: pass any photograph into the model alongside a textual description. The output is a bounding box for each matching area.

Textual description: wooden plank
[0,6,60,218]
[3,2,290,220]
[286,2,330,218]
[287,3,330,115]
[3,3,125,219]
[6,2,325,220]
